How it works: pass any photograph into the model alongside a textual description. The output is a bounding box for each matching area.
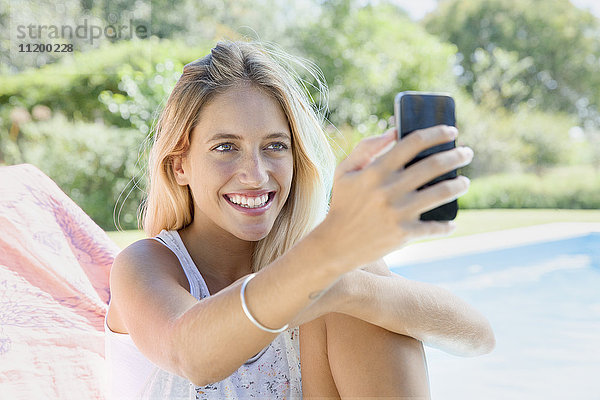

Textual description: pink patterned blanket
[0,163,120,399]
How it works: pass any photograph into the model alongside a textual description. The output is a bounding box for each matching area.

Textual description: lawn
[434,208,600,238]
[105,209,600,249]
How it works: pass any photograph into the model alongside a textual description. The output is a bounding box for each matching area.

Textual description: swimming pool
[386,223,600,400]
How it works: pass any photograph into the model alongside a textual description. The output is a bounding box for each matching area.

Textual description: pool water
[389,232,600,400]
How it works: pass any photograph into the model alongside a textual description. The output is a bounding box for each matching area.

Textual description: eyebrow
[206,132,291,143]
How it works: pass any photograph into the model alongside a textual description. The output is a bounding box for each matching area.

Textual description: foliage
[79,0,312,44]
[424,0,600,128]
[508,106,580,173]
[454,91,581,178]
[292,0,458,135]
[0,38,212,128]
[459,165,600,209]
[468,47,533,110]
[1,0,86,71]
[2,0,598,220]
[11,114,147,230]
[452,90,523,178]
[98,58,184,134]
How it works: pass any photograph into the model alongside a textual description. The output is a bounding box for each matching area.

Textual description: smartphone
[394,91,458,221]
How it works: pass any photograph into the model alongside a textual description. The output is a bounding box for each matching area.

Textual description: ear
[172,155,189,186]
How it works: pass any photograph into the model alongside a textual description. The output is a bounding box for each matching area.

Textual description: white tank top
[104,229,302,399]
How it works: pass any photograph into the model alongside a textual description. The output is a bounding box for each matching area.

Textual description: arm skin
[290,258,496,357]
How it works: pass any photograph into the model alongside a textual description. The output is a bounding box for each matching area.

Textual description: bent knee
[300,314,327,338]
[324,312,427,367]
[300,314,329,361]
[325,311,413,342]
[323,312,430,398]
[300,315,340,398]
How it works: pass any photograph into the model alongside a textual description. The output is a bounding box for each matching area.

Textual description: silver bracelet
[240,273,289,334]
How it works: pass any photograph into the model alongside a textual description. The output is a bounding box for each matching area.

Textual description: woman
[105,40,495,399]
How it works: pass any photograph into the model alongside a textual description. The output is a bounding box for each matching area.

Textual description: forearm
[337,270,496,357]
[288,259,392,327]
[287,273,347,327]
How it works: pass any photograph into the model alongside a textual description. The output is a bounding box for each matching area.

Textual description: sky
[392,0,600,20]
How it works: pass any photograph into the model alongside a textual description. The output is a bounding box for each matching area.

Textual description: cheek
[274,156,294,192]
[213,163,237,179]
[192,160,233,197]
[204,158,237,177]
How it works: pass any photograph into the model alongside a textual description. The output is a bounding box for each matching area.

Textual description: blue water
[389,233,600,400]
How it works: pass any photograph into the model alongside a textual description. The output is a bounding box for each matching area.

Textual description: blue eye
[268,142,289,151]
[213,143,235,152]
[213,142,289,153]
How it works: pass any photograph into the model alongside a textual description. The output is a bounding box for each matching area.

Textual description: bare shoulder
[107,238,192,334]
[110,238,189,291]
[107,237,200,373]
[113,238,176,271]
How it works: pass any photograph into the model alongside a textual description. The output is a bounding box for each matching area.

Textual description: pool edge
[384,222,600,266]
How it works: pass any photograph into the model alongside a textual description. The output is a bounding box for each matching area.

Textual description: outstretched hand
[319,125,473,274]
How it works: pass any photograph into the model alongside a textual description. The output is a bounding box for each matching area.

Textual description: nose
[237,151,269,187]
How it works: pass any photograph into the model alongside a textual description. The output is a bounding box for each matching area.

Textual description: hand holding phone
[394,91,461,221]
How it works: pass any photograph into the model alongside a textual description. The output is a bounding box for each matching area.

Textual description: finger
[372,125,457,173]
[401,219,457,243]
[371,130,399,161]
[403,175,470,217]
[337,128,397,175]
[390,146,474,194]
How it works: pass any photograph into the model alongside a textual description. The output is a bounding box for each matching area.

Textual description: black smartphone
[394,91,458,221]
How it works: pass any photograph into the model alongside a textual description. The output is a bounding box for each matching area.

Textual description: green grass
[423,208,600,243]
[105,209,600,249]
[106,229,148,249]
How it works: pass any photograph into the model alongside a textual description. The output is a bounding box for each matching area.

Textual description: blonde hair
[140,40,336,273]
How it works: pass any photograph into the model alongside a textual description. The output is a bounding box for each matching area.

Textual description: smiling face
[173,84,294,242]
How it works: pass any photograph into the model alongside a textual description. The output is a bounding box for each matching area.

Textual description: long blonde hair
[140,40,336,273]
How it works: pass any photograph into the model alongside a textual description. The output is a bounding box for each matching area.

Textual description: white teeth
[227,193,269,208]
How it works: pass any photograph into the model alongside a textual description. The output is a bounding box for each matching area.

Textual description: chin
[236,231,270,242]
[234,224,273,242]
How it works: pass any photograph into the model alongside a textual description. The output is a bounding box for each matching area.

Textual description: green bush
[459,165,600,209]
[453,90,523,178]
[454,91,582,178]
[0,38,212,128]
[98,58,185,134]
[0,38,214,223]
[13,114,147,230]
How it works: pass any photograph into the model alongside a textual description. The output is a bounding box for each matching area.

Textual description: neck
[178,221,255,285]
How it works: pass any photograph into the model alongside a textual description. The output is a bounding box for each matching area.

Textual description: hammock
[0,163,120,399]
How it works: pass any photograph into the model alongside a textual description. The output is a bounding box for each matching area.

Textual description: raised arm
[110,225,349,387]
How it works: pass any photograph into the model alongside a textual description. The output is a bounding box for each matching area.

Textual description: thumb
[338,128,397,175]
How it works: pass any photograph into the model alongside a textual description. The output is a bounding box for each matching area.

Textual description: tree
[290,0,458,132]
[424,0,600,128]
